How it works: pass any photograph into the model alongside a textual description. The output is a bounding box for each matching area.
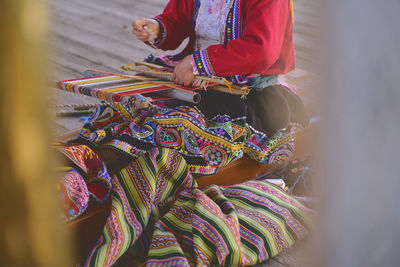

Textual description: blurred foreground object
[0,0,71,266]
[321,0,400,266]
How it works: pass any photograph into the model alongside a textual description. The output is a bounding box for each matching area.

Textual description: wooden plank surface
[49,0,318,265]
[49,0,318,78]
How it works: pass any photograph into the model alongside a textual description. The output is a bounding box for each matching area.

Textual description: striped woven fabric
[84,148,312,266]
[57,74,193,102]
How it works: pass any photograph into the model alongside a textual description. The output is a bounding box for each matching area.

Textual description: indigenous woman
[133,0,309,137]
[58,0,313,266]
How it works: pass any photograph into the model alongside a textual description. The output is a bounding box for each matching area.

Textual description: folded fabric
[84,148,313,266]
[58,167,89,221]
[57,144,112,221]
[78,102,296,177]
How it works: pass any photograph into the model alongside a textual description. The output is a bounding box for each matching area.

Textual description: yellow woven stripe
[96,83,160,101]
[101,204,129,265]
[123,164,154,220]
[65,76,124,92]
[99,82,159,93]
[291,0,294,22]
[114,104,135,121]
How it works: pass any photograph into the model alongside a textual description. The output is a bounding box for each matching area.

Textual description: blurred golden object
[0,0,71,266]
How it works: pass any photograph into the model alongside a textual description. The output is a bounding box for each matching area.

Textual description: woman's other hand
[173,55,195,86]
[132,19,159,42]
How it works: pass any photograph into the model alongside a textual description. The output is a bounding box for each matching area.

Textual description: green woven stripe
[85,148,312,266]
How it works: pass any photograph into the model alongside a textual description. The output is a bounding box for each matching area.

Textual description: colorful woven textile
[78,102,296,176]
[57,144,111,221]
[58,167,89,221]
[57,74,195,102]
[84,148,312,266]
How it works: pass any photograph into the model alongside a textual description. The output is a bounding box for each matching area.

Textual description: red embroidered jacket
[153,0,295,83]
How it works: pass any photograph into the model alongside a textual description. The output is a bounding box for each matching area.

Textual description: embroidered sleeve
[151,18,167,47]
[150,0,193,51]
[192,50,216,76]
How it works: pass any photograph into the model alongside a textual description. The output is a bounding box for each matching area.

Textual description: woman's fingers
[172,71,177,84]
[183,76,192,86]
[132,19,147,31]
[173,56,195,86]
[133,28,149,41]
[132,19,159,42]
[173,72,181,85]
[174,71,194,86]
[132,19,150,41]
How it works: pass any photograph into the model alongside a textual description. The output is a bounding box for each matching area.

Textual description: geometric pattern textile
[84,148,312,266]
[57,74,198,102]
[79,102,296,177]
[57,144,112,221]
[58,167,89,221]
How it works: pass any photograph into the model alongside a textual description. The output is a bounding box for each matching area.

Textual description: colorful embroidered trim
[191,0,254,85]
[79,103,295,176]
[152,18,167,47]
[224,0,241,43]
[223,0,254,85]
[192,0,201,28]
[193,49,216,76]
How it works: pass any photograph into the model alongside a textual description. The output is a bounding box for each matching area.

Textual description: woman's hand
[132,19,159,42]
[173,55,195,86]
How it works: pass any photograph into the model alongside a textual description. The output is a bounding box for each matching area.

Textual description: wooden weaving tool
[56,61,250,105]
[85,68,202,103]
[122,61,250,96]
[57,71,201,103]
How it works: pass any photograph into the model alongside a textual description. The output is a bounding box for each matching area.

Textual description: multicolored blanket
[56,100,312,265]
[83,147,312,266]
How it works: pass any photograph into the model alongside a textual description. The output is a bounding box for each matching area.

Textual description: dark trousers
[195,84,309,137]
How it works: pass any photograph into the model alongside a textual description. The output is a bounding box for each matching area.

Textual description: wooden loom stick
[124,62,250,96]
[133,61,230,84]
[85,68,201,103]
[85,68,194,92]
[135,61,168,69]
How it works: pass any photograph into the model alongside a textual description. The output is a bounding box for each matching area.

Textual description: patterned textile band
[78,102,296,176]
[84,148,313,266]
[57,144,112,221]
[57,74,200,103]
